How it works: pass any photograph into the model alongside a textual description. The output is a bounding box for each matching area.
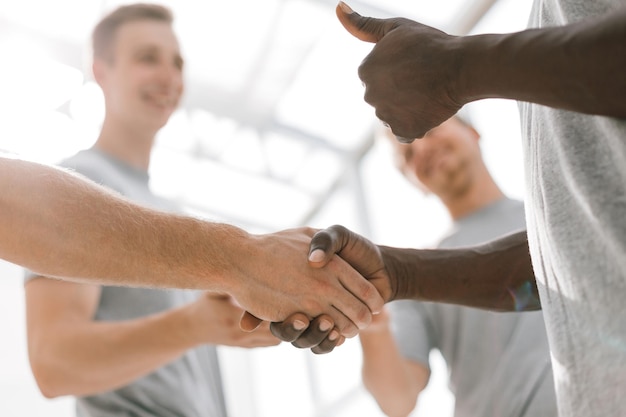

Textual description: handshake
[234,224,538,354]
[237,224,395,355]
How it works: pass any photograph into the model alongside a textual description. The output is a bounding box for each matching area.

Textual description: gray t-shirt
[390,198,557,417]
[25,149,227,417]
[521,2,626,416]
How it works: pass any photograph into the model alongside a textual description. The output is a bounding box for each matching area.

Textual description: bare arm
[1,157,383,334]
[25,278,279,398]
[460,10,626,117]
[309,226,539,312]
[382,230,539,311]
[0,157,242,289]
[359,308,428,417]
[270,227,538,353]
[337,2,626,139]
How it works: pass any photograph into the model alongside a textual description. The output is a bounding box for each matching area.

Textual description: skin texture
[314,226,538,309]
[335,1,626,140]
[2,161,380,332]
[271,227,538,353]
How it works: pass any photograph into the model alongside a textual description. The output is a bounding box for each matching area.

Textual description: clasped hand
[241,225,394,354]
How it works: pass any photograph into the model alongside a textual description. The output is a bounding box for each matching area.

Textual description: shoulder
[60,150,131,194]
[438,198,526,248]
[60,150,114,182]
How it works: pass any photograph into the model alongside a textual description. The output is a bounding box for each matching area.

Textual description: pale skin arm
[1,157,384,335]
[25,278,279,398]
[336,2,626,139]
[359,308,429,417]
[0,157,232,288]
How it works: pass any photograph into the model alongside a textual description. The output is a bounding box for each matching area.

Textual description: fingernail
[308,249,324,262]
[319,319,332,332]
[338,1,354,14]
[293,320,307,330]
[328,330,339,341]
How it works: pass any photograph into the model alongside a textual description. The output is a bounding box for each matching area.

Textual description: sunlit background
[0,0,533,415]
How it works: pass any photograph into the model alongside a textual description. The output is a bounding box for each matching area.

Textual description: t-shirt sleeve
[388,300,437,369]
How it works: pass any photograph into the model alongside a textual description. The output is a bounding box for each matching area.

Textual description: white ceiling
[0,0,533,234]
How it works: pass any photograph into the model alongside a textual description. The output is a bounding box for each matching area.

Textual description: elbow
[28,347,73,399]
[30,366,64,399]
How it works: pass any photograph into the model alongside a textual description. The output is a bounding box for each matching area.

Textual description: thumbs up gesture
[336,1,465,141]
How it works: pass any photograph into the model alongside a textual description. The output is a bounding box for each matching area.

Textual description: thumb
[240,311,263,332]
[335,1,390,43]
[308,225,351,268]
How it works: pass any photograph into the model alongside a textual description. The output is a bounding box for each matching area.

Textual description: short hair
[92,3,174,61]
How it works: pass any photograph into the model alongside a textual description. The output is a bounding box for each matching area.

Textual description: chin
[154,111,175,127]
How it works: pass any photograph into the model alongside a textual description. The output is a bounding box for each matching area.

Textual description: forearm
[383,230,539,311]
[360,329,422,417]
[31,305,198,397]
[4,158,383,330]
[0,157,244,290]
[458,8,626,117]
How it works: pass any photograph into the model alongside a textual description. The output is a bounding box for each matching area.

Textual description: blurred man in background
[23,5,283,416]
[359,115,556,417]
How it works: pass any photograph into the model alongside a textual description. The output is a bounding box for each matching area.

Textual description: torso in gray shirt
[25,149,227,417]
[521,2,626,416]
[390,198,557,417]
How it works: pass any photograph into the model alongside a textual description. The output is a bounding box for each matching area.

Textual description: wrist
[453,33,506,104]
[379,245,419,301]
[445,35,476,107]
[189,221,252,294]
[359,319,391,336]
[177,302,206,348]
[379,246,453,302]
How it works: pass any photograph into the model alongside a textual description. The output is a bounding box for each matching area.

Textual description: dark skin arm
[336,1,626,140]
[307,225,539,310]
[270,225,539,353]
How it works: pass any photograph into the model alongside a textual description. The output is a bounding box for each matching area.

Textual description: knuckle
[356,305,372,327]
[310,232,331,251]
[300,298,321,314]
[338,320,358,338]
[269,322,290,341]
[329,224,347,234]
[301,226,316,236]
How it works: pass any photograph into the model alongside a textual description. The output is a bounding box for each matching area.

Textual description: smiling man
[358,116,556,417]
[23,5,282,417]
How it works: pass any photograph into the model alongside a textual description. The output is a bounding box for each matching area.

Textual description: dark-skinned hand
[263,225,396,353]
[239,310,346,354]
[337,1,465,141]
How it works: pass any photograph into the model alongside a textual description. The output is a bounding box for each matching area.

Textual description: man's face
[97,20,184,131]
[391,117,482,198]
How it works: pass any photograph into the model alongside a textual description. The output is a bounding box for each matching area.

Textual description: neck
[94,116,157,171]
[441,166,505,220]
